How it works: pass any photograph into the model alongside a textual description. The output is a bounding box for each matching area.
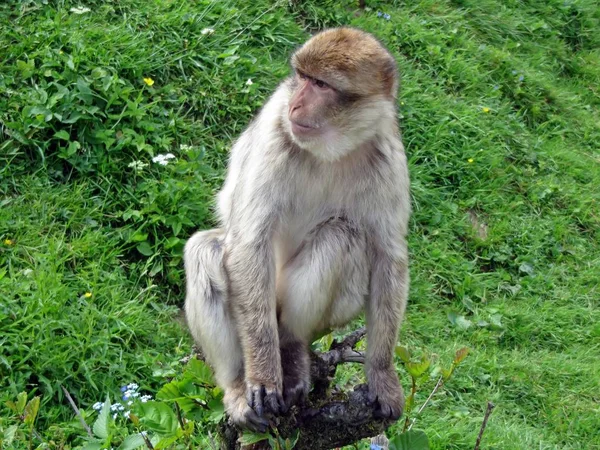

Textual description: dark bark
[220,328,395,449]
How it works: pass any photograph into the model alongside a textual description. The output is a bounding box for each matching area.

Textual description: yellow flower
[143,77,155,87]
[482,107,490,113]
[3,239,14,246]
[84,292,93,298]
[468,158,474,163]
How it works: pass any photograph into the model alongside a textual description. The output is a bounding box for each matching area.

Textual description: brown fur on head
[291,27,398,98]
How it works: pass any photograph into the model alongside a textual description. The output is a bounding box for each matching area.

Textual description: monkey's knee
[184,229,242,386]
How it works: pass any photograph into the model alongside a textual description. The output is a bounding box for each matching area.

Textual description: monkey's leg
[184,230,269,431]
[277,217,369,408]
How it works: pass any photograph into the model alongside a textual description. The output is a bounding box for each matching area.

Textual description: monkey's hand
[246,378,285,418]
[367,366,405,420]
[224,386,270,433]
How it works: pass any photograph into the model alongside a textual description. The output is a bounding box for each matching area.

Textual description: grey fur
[184,29,410,428]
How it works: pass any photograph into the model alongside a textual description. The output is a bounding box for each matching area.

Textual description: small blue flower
[518,75,524,81]
[120,386,127,392]
[122,394,130,401]
[384,13,391,20]
[377,11,382,17]
[493,85,500,90]
[371,445,384,450]
[512,70,517,75]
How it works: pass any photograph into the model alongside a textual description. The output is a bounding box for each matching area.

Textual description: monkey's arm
[365,236,408,419]
[223,164,285,417]
[364,166,410,419]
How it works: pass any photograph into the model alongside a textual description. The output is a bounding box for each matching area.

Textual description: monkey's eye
[297,71,307,80]
[314,79,329,89]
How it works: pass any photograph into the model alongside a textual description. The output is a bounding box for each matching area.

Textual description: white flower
[92,402,104,411]
[70,6,91,14]
[127,400,133,406]
[201,28,215,35]
[112,413,117,420]
[141,395,152,403]
[179,144,193,152]
[126,383,139,390]
[124,410,131,419]
[245,78,253,86]
[152,154,176,166]
[128,161,148,171]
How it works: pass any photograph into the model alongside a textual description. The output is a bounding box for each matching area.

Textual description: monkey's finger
[283,384,307,411]
[264,389,284,415]
[244,409,269,433]
[247,385,266,417]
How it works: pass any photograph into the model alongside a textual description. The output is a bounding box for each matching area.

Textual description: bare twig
[142,432,155,449]
[174,401,186,430]
[474,402,496,450]
[61,386,93,438]
[407,376,444,431]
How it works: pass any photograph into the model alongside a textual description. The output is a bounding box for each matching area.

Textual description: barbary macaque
[184,27,410,431]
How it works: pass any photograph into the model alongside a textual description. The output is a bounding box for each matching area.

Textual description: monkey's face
[285,71,392,161]
[287,71,338,139]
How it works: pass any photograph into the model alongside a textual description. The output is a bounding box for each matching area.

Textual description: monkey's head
[285,27,399,161]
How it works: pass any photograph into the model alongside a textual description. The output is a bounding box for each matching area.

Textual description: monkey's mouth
[290,121,321,137]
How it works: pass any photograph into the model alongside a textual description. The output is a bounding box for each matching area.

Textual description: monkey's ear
[382,59,399,98]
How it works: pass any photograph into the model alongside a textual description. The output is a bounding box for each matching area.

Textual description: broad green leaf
[185,358,214,385]
[81,442,104,450]
[448,312,473,330]
[137,401,178,436]
[67,140,81,156]
[389,429,430,450]
[93,395,110,439]
[119,434,146,450]
[156,380,183,402]
[238,431,270,445]
[54,130,70,140]
[23,396,40,426]
[3,424,18,446]
[207,398,225,423]
[489,313,504,328]
[441,367,454,380]
[136,241,153,256]
[155,434,179,449]
[395,345,411,363]
[17,392,28,413]
[406,356,430,378]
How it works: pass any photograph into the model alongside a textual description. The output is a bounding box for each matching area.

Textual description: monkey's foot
[246,381,285,418]
[224,388,270,433]
[367,367,405,420]
[283,374,310,411]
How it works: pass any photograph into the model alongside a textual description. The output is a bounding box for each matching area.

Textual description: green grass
[1,0,599,448]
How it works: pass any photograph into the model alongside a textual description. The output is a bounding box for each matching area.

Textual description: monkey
[184,27,410,432]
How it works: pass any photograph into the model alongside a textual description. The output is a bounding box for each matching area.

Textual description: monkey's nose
[289,102,302,115]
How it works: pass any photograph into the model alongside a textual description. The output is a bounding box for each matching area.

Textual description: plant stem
[407,376,444,431]
[61,385,93,438]
[474,402,495,450]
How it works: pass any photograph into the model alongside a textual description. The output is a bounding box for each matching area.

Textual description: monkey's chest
[274,202,354,270]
